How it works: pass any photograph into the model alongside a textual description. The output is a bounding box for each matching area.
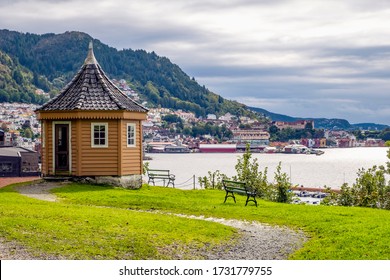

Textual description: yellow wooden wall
[41,118,143,177]
[120,120,142,175]
[79,120,119,176]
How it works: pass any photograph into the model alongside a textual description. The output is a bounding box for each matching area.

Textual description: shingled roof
[37,42,148,113]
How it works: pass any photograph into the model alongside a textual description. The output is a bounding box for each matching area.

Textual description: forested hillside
[0,29,258,119]
[0,49,49,104]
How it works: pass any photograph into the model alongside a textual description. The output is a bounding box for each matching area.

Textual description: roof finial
[84,41,98,65]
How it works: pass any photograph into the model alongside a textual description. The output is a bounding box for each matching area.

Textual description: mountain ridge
[249,107,389,130]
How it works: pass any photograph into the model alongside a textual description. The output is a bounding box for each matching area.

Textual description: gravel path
[177,215,307,260]
[14,181,66,202]
[2,181,308,260]
[0,238,38,260]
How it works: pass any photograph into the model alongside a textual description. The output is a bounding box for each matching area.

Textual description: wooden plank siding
[46,120,53,175]
[41,120,48,176]
[38,112,147,178]
[79,120,119,176]
[71,122,77,175]
[121,120,143,175]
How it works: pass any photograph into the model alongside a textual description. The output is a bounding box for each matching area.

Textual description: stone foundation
[73,175,143,189]
[95,175,143,189]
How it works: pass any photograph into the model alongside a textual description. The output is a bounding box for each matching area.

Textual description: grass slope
[0,183,236,260]
[52,183,390,260]
[1,182,390,259]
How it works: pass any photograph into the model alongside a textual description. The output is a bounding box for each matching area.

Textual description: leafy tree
[22,120,31,130]
[0,89,10,102]
[182,127,192,136]
[337,183,354,206]
[273,162,293,203]
[233,144,269,198]
[24,128,33,139]
[162,114,183,125]
[269,125,279,134]
[12,69,23,84]
[379,129,390,141]
[1,122,8,131]
[199,144,294,204]
[324,149,390,210]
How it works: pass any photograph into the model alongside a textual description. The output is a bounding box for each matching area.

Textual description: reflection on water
[144,147,389,190]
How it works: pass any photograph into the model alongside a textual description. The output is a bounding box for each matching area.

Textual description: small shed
[0,146,40,177]
[35,42,148,188]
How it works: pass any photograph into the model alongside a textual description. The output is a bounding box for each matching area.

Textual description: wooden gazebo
[35,42,148,188]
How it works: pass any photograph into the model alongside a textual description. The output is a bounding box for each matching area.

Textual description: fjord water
[145,147,389,190]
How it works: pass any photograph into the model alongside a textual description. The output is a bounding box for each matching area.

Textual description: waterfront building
[301,138,327,148]
[273,120,314,130]
[199,143,237,153]
[232,129,270,144]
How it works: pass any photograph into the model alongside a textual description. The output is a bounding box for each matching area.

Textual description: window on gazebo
[91,123,108,147]
[127,123,136,147]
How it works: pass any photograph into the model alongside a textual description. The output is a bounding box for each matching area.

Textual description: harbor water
[144,147,389,190]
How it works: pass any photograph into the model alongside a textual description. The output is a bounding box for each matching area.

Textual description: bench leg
[245,195,258,207]
[148,178,155,186]
[224,191,236,204]
[167,179,175,188]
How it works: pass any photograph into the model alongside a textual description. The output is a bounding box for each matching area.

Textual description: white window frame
[127,123,136,148]
[91,123,108,148]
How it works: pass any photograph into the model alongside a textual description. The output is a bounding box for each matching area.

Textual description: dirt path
[14,181,66,202]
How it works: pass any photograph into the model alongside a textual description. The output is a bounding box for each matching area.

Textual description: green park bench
[147,169,175,187]
[222,179,257,207]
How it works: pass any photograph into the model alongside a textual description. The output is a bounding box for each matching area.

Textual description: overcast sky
[1,0,389,124]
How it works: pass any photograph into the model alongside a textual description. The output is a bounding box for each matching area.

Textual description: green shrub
[198,170,228,189]
[233,144,269,198]
[325,149,390,210]
[273,162,293,203]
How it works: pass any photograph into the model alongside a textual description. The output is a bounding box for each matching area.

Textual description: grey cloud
[344,0,390,12]
[180,0,290,12]
[0,0,72,5]
[318,46,390,61]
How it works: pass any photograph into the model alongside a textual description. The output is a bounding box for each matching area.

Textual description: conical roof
[37,42,148,112]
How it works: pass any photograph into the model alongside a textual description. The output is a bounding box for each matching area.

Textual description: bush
[273,162,293,203]
[198,170,228,190]
[200,144,295,204]
[233,144,269,198]
[353,165,388,208]
[325,149,390,210]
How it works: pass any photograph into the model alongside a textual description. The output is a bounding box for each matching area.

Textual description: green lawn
[0,183,236,260]
[1,181,390,259]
